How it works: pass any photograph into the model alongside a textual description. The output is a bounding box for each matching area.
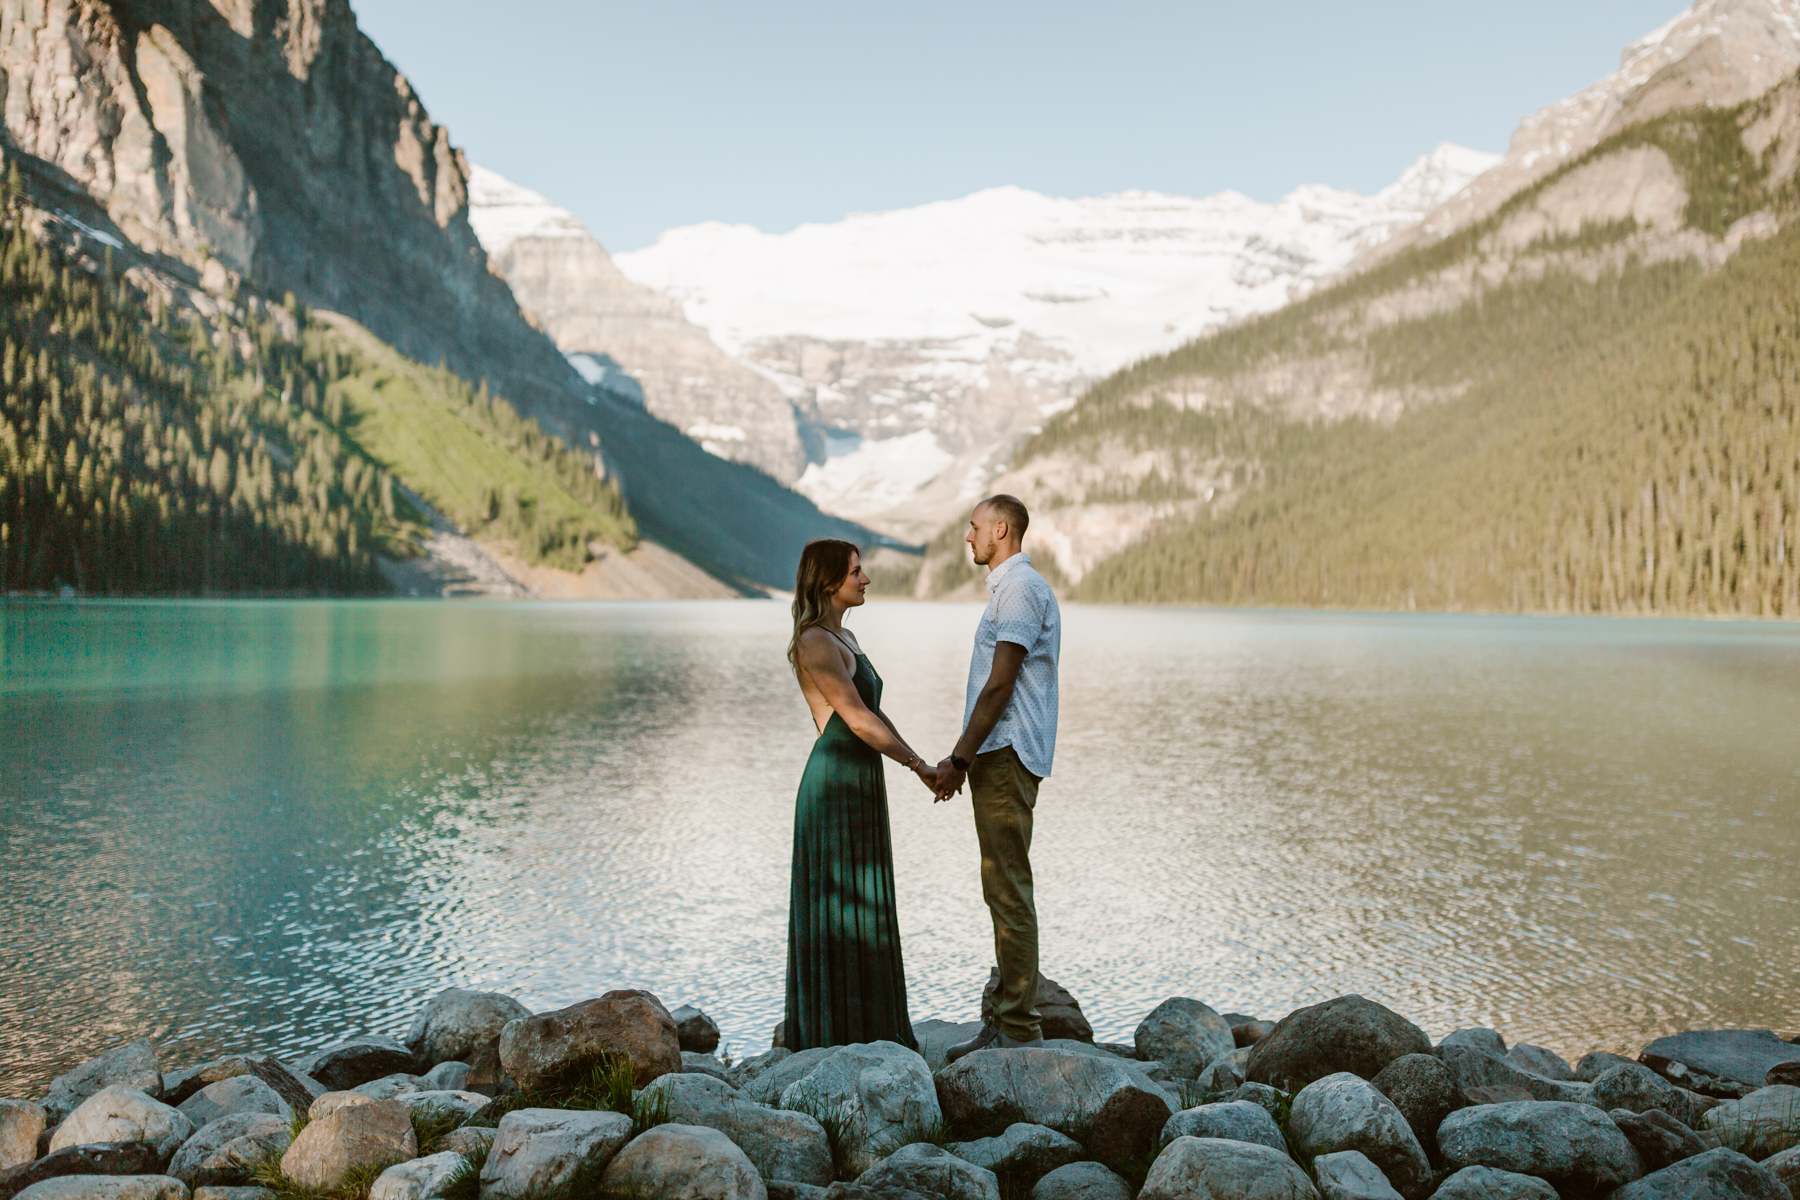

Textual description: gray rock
[12,1179,187,1200]
[731,1049,809,1100]
[1502,1046,1572,1083]
[367,1151,469,1200]
[392,1091,485,1125]
[0,1145,165,1200]
[1194,1048,1251,1095]
[1288,1073,1430,1197]
[278,1098,416,1191]
[1030,1161,1133,1200]
[161,1058,318,1117]
[1135,999,1236,1080]
[1609,1107,1710,1173]
[191,1188,273,1200]
[1246,996,1431,1091]
[477,1108,632,1200]
[1591,1062,1715,1126]
[1760,1142,1799,1196]
[945,1122,1083,1184]
[641,1071,833,1186]
[175,1078,291,1129]
[854,1144,996,1200]
[776,1041,940,1176]
[0,1102,47,1172]
[166,1113,291,1187]
[293,1038,417,1093]
[420,1062,469,1093]
[1641,1030,1800,1099]
[1140,1136,1320,1199]
[306,1093,372,1122]
[1437,1101,1641,1192]
[765,1186,829,1200]
[43,1044,163,1124]
[672,1006,723,1055]
[982,973,1093,1043]
[497,990,681,1092]
[350,1075,427,1101]
[433,1127,493,1160]
[1158,1101,1286,1153]
[1437,1030,1506,1059]
[1427,1165,1557,1199]
[1575,1051,1638,1082]
[1371,1052,1463,1161]
[1610,1147,1789,1199]
[935,1046,1175,1175]
[1313,1150,1403,1200]
[683,1053,734,1083]
[599,1123,766,1200]
[50,1089,193,1163]
[1230,1082,1290,1122]
[1233,1021,1277,1048]
[1040,1040,1179,1108]
[406,989,530,1069]
[1434,1045,1593,1105]
[912,1021,985,1074]
[1700,1085,1800,1159]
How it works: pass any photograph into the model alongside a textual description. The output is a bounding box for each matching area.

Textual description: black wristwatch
[950,754,970,772]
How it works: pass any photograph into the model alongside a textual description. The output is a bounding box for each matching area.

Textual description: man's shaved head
[979,494,1030,540]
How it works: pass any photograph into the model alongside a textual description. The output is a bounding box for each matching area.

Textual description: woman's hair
[789,538,860,673]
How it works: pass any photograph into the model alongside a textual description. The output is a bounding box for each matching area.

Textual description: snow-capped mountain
[615,144,1496,532]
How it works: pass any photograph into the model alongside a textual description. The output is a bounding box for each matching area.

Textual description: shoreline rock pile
[3,980,1797,1200]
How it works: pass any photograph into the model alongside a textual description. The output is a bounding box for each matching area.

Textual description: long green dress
[784,631,918,1051]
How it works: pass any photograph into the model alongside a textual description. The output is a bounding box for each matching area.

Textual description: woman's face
[831,551,870,608]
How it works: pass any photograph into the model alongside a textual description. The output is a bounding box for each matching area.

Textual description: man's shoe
[943,1024,999,1063]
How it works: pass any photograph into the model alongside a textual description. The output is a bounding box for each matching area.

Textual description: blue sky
[353,1,1682,252]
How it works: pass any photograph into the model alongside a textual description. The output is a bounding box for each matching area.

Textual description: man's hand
[932,758,967,803]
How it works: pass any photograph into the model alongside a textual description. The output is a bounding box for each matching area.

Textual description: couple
[783,494,1060,1062]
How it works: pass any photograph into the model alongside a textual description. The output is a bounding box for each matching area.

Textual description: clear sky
[352,1,1683,252]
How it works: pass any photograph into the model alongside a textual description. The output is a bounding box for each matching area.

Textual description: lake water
[2,599,1797,1093]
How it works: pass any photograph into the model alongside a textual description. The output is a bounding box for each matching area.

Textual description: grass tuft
[249,1154,394,1200]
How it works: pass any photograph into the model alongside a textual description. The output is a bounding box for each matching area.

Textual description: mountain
[0,0,872,594]
[612,145,1496,535]
[915,0,1800,615]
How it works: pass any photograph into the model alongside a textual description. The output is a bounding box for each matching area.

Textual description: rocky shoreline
[2,980,1797,1200]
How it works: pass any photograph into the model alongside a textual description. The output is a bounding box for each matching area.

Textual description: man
[935,494,1061,1061]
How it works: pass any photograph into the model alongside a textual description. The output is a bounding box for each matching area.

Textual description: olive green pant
[971,744,1042,1040]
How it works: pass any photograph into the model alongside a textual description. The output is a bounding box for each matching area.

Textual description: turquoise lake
[2,599,1797,1091]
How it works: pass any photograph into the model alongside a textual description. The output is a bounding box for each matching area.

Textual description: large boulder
[1029,1161,1133,1200]
[1427,1165,1557,1199]
[1502,1047,1573,1083]
[175,1079,290,1130]
[0,1145,165,1200]
[1134,999,1235,1080]
[1287,1073,1430,1197]
[641,1072,833,1186]
[1610,1147,1789,1199]
[1246,996,1430,1091]
[306,1092,372,1122]
[1438,1031,1506,1059]
[0,1103,47,1172]
[982,973,1093,1043]
[672,1006,723,1055]
[1591,1062,1715,1127]
[1437,1101,1642,1193]
[1157,1101,1285,1153]
[776,1042,939,1177]
[12,1179,187,1200]
[166,1114,291,1188]
[1139,1136,1319,1199]
[497,990,681,1091]
[1609,1107,1710,1173]
[50,1089,193,1163]
[1575,1051,1638,1082]
[278,1098,416,1191]
[477,1108,632,1200]
[936,1047,1174,1175]
[1640,1030,1800,1099]
[1371,1053,1463,1161]
[733,1050,821,1103]
[1312,1150,1403,1200]
[293,1038,417,1093]
[599,1124,766,1200]
[405,989,530,1068]
[1760,1143,1799,1195]
[944,1123,1083,1186]
[1700,1085,1800,1159]
[350,1076,426,1101]
[683,1054,733,1083]
[43,1043,163,1124]
[853,1144,997,1200]
[1434,1045,1592,1105]
[1040,1041,1178,1108]
[161,1058,319,1116]
[367,1152,470,1200]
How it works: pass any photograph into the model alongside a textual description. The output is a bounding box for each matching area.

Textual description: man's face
[965,505,1002,566]
[832,552,869,607]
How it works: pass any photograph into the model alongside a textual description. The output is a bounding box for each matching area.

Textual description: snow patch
[795,430,954,518]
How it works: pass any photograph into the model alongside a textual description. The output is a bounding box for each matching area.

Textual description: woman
[784,539,933,1050]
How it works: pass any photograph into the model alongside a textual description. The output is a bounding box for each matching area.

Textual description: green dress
[784,631,918,1051]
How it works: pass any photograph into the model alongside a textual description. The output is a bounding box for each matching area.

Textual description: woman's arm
[797,632,930,774]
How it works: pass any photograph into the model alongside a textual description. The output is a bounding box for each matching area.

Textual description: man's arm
[936,641,1027,795]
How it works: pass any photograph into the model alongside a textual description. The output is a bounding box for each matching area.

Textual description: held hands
[931,757,967,803]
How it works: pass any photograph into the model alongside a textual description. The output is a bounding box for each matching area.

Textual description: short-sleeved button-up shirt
[963,553,1061,779]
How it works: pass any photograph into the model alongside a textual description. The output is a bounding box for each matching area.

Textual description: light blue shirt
[963,553,1061,779]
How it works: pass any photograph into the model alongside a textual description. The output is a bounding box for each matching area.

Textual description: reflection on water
[2,599,1797,1091]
